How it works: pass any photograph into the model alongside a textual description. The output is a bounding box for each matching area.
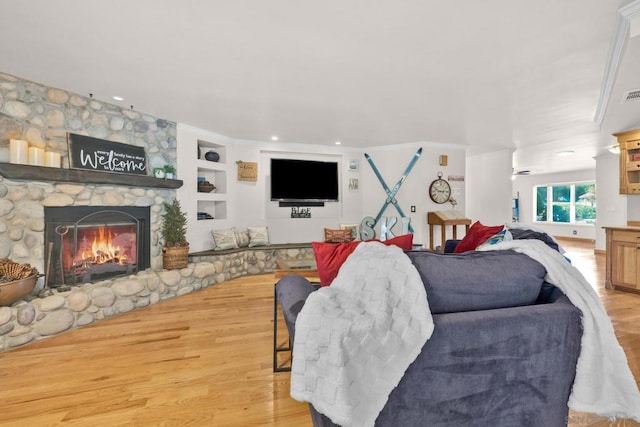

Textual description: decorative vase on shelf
[204,151,220,162]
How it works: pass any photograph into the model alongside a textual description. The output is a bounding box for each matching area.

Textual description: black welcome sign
[68,133,147,175]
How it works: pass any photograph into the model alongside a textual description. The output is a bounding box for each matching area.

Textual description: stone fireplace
[0,72,313,354]
[43,206,151,288]
[0,71,180,274]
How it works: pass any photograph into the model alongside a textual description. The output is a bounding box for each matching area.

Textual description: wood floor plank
[0,239,637,426]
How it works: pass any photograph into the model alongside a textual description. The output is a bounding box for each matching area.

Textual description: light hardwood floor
[0,239,638,426]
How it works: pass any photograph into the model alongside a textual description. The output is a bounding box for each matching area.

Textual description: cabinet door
[616,129,640,194]
[611,240,640,289]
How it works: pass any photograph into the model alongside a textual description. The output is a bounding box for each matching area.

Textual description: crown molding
[594,0,640,126]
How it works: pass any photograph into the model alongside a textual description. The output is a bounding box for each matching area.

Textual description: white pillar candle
[9,139,29,164]
[45,151,61,168]
[28,147,45,166]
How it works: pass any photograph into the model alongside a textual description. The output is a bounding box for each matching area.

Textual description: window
[534,182,596,224]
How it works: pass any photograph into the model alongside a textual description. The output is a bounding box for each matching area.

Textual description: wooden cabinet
[604,227,640,293]
[614,128,640,195]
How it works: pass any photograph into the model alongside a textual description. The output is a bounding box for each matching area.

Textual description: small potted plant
[153,167,165,179]
[163,164,176,179]
[160,199,189,269]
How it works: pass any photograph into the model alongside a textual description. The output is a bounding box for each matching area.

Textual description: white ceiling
[1,0,640,175]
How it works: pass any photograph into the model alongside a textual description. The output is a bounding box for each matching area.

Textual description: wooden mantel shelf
[0,162,183,189]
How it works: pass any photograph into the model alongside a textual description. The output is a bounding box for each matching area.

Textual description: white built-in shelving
[196,140,227,221]
[176,124,232,252]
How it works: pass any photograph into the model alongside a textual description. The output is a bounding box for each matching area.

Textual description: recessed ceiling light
[271,136,279,141]
[556,150,575,157]
[335,141,341,145]
[112,96,124,101]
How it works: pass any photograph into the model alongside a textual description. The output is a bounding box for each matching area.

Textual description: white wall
[465,149,513,226]
[176,123,629,251]
[594,152,627,250]
[177,124,467,250]
[511,168,596,241]
[254,145,362,244]
[627,196,640,221]
[361,143,467,248]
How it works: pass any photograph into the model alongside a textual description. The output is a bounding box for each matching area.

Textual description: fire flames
[73,226,130,267]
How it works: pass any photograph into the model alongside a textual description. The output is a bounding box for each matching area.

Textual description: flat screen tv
[270,158,339,203]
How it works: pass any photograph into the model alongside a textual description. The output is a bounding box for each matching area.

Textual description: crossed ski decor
[363,147,422,236]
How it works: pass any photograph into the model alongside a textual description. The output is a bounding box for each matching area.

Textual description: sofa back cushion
[407,250,545,314]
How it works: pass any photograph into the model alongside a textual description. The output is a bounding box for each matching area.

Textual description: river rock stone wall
[0,246,314,353]
[0,72,178,272]
[190,245,315,281]
[0,72,177,171]
[0,180,173,272]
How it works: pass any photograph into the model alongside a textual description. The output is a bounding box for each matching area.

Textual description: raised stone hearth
[0,264,219,351]
[0,245,313,352]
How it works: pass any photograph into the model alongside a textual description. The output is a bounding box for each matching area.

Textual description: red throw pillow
[313,240,360,286]
[313,233,414,286]
[454,221,504,253]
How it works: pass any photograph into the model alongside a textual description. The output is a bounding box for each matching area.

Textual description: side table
[273,259,320,372]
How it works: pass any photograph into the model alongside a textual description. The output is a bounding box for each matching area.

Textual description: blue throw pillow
[476,228,512,249]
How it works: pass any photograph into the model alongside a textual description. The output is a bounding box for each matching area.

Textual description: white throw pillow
[211,227,239,250]
[248,226,270,247]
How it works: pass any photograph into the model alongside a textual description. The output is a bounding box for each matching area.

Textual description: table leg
[273,284,292,372]
[429,225,434,250]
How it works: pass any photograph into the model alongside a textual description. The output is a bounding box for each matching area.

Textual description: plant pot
[154,168,165,179]
[0,275,38,306]
[162,245,189,269]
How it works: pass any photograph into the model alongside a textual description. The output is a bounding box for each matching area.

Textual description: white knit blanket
[479,239,640,421]
[290,242,433,427]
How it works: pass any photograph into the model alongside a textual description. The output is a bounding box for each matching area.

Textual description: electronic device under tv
[270,158,339,207]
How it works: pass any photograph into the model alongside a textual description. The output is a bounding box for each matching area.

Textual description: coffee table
[273,258,319,372]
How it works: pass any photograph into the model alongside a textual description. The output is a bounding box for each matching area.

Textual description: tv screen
[270,158,339,202]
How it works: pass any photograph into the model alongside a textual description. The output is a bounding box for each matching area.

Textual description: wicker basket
[162,245,189,270]
[0,275,38,306]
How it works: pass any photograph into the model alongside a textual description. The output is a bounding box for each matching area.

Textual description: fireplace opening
[44,206,151,288]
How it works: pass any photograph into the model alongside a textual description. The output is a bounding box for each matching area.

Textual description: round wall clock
[428,172,451,204]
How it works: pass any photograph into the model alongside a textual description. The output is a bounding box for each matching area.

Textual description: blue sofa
[276,248,583,427]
